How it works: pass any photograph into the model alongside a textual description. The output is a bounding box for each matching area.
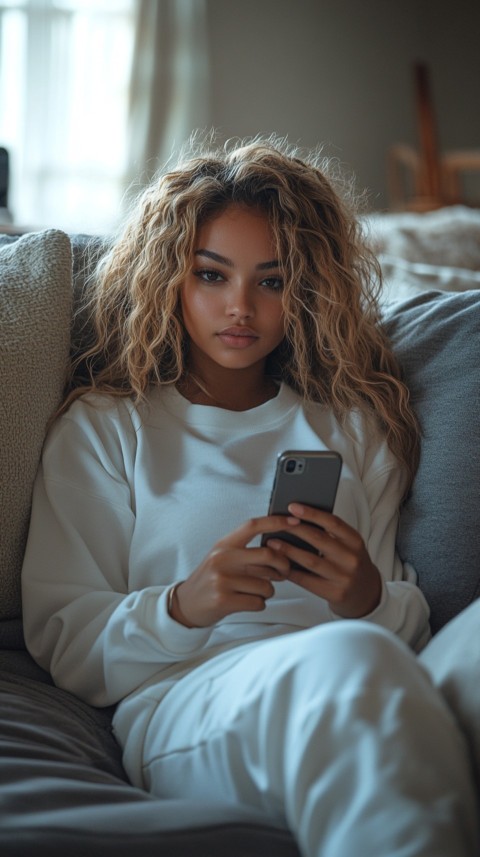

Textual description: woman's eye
[260,277,283,291]
[194,269,224,283]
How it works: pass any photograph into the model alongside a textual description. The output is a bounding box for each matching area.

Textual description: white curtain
[0,0,210,233]
[126,0,210,194]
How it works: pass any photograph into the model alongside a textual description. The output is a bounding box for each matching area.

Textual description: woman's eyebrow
[195,249,233,266]
[195,249,280,270]
[256,259,281,271]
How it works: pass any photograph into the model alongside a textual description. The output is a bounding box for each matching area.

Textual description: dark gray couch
[1,227,479,854]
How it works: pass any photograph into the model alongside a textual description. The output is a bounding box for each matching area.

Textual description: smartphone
[261,450,342,567]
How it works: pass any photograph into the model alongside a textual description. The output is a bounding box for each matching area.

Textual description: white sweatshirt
[22,383,430,710]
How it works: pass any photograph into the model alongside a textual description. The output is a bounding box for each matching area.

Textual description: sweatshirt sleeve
[331,449,431,653]
[21,401,213,708]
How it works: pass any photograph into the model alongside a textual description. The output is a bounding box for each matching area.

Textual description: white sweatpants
[126,623,478,857]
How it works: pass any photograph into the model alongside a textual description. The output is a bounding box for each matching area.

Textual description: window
[0,0,135,232]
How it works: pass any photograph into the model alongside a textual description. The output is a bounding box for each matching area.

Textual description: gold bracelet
[167,582,182,617]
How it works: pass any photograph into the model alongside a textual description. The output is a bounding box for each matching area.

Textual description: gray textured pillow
[384,290,480,633]
[0,230,72,620]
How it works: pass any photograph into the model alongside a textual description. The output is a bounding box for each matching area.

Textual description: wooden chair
[387,63,480,211]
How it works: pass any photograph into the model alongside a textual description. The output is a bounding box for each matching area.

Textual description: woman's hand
[266,503,382,619]
[170,515,297,628]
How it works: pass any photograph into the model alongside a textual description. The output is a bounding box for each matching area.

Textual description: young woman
[21,138,477,855]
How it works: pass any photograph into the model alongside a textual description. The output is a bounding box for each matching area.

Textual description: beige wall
[205,0,480,209]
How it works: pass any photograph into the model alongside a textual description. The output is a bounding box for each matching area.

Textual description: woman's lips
[217,327,259,348]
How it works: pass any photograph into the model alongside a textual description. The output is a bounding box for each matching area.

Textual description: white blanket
[363,205,480,305]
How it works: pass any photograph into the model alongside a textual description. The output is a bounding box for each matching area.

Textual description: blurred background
[1,0,479,233]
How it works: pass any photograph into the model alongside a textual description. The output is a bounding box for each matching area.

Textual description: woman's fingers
[231,572,276,600]
[268,525,358,568]
[287,503,362,550]
[215,514,301,550]
[210,545,291,578]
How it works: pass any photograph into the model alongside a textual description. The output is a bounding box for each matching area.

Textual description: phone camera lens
[285,459,296,473]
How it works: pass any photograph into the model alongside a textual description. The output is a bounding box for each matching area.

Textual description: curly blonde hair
[63,134,420,492]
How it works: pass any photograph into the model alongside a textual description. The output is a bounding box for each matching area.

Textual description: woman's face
[180,204,285,381]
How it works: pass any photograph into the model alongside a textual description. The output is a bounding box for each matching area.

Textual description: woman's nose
[226,284,254,319]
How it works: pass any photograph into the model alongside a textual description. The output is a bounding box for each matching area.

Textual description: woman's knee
[284,621,422,694]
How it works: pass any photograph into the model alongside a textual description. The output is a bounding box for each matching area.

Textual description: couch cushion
[0,230,72,621]
[383,289,480,633]
[0,660,299,856]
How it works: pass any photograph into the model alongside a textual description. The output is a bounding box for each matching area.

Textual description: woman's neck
[177,372,279,412]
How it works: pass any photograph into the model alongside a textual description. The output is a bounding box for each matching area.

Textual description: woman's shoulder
[40,392,147,484]
[45,392,142,458]
[64,389,132,414]
[60,391,138,429]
